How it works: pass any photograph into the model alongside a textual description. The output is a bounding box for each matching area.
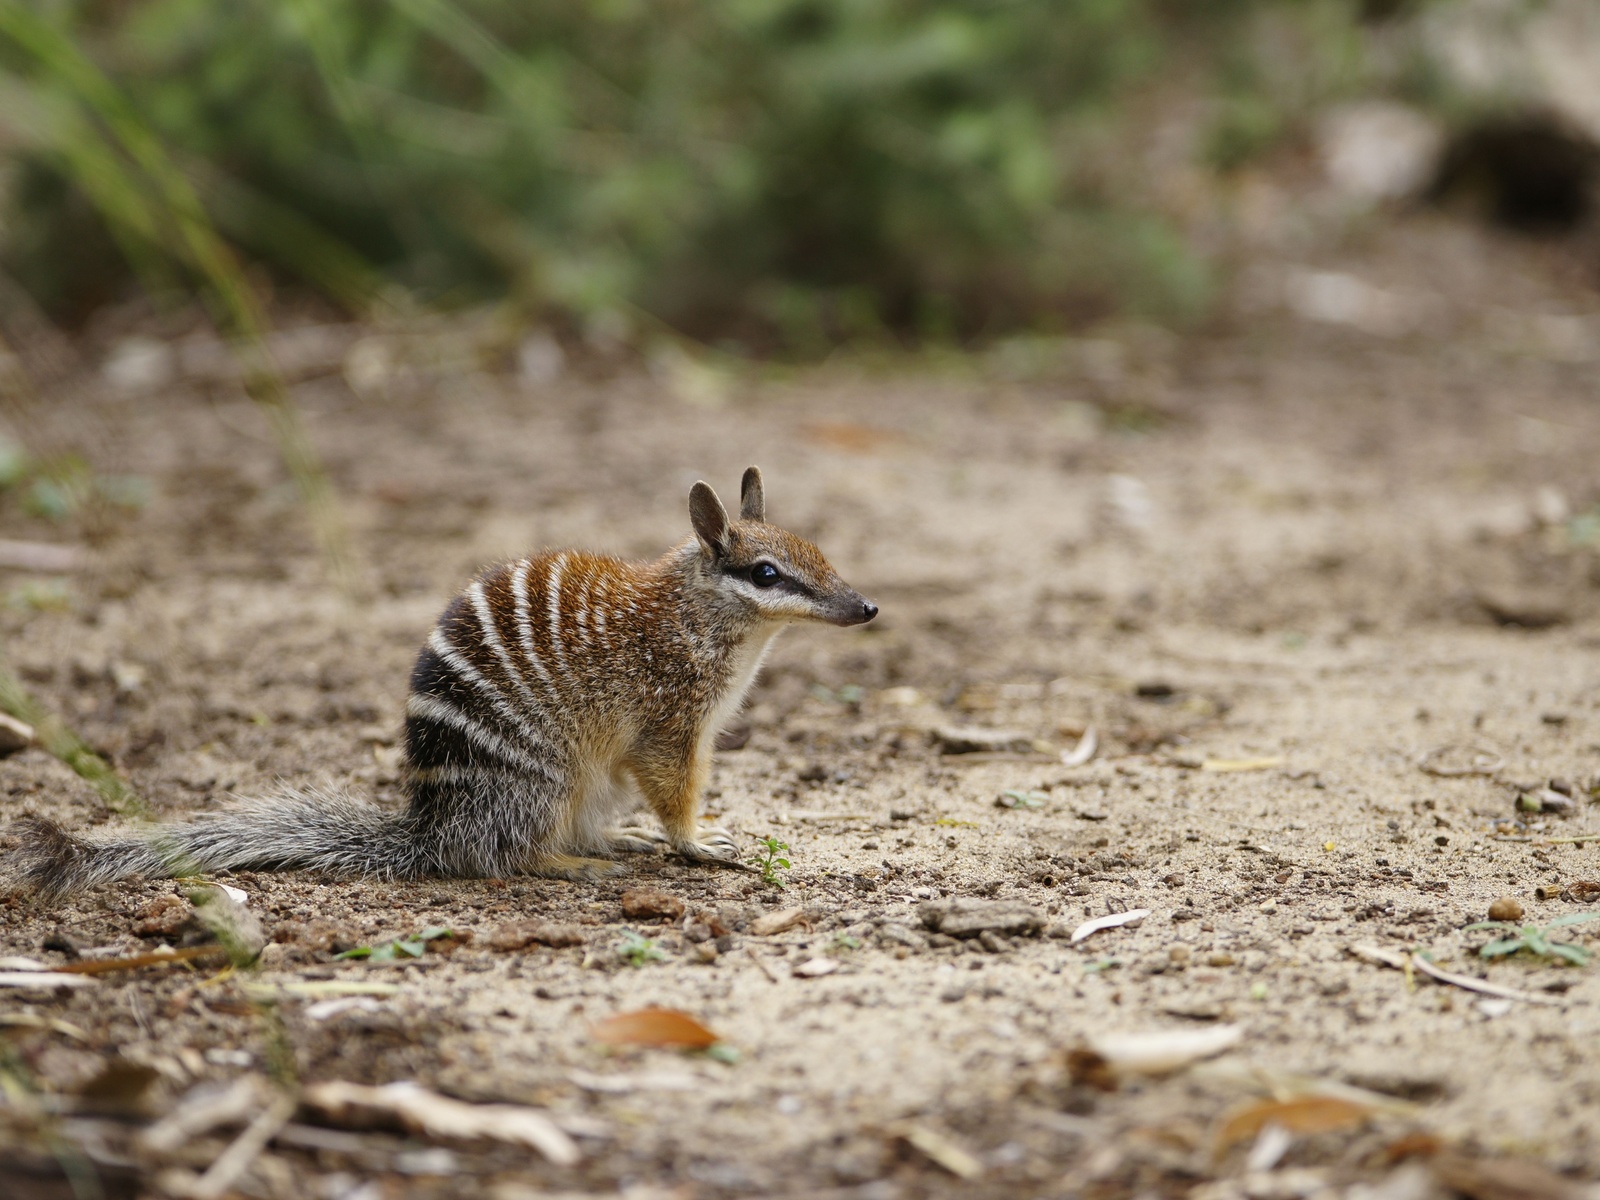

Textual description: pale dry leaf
[889,1121,984,1179]
[1085,1024,1244,1076]
[1060,725,1098,767]
[0,971,97,990]
[305,996,384,1021]
[792,957,841,978]
[245,980,401,1002]
[138,1076,265,1154]
[568,1069,699,1094]
[303,1080,579,1166]
[750,908,808,936]
[1201,757,1283,773]
[1070,908,1150,943]
[0,1013,91,1040]
[0,710,36,756]
[189,1092,297,1200]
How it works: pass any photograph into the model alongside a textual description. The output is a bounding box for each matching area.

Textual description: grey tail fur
[4,789,429,900]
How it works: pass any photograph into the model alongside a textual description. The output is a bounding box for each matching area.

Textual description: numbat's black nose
[861,601,878,621]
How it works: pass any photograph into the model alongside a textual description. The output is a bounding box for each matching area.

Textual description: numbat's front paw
[675,830,751,870]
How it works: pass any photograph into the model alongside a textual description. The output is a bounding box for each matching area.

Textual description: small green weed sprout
[617,929,666,968]
[997,789,1047,810]
[336,926,453,962]
[1464,912,1600,966]
[749,836,792,888]
[831,932,861,953]
[810,683,865,705]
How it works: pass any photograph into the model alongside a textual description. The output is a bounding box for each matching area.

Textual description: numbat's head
[686,467,877,628]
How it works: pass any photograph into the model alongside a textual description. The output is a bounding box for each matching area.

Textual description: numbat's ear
[689,481,730,555]
[739,466,765,522]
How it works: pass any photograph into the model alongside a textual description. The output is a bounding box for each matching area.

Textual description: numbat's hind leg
[606,827,670,854]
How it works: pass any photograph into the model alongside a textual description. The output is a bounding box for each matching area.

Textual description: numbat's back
[5,468,877,897]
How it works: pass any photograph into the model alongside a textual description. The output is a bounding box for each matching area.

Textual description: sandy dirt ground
[3,215,1600,1200]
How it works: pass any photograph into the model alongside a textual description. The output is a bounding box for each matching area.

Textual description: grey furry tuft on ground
[2,789,424,899]
[2,814,166,899]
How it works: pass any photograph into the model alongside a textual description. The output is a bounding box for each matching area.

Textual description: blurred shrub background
[0,0,1410,351]
[0,1,1595,354]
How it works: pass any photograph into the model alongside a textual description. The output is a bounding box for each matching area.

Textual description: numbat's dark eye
[750,563,781,588]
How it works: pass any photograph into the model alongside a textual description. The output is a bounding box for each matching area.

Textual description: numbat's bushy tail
[3,469,876,899]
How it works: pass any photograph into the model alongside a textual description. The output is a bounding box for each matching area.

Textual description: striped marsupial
[5,468,877,896]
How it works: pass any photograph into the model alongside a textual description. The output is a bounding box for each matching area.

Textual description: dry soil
[3,215,1600,1200]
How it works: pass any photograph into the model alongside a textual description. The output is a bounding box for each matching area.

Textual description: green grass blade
[1478,937,1527,959]
[1544,912,1600,929]
[0,657,149,817]
[0,2,358,594]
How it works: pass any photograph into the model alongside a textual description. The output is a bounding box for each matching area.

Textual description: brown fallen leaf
[76,1062,162,1116]
[589,1007,720,1050]
[1431,1152,1596,1200]
[1216,1095,1375,1155]
[750,908,808,936]
[1065,1046,1120,1093]
[486,920,586,951]
[621,888,687,921]
[1384,1131,1447,1163]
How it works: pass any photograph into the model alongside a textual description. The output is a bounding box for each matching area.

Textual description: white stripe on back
[545,552,571,677]
[468,578,548,713]
[405,692,546,777]
[427,628,549,753]
[510,560,557,688]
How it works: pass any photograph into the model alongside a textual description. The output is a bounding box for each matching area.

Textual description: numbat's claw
[676,839,753,870]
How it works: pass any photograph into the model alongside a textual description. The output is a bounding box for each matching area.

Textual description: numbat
[7,468,877,896]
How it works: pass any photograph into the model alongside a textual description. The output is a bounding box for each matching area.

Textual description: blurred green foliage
[0,1,1373,349]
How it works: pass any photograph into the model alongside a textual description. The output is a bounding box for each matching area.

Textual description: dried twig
[53,947,219,975]
[1418,744,1502,778]
[0,539,85,572]
[1350,944,1563,1006]
[745,946,780,983]
[189,1091,297,1200]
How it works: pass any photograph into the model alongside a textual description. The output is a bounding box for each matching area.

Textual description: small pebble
[1168,945,1191,964]
[1207,952,1236,967]
[1487,897,1524,922]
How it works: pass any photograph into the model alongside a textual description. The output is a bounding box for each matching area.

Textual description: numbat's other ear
[740,466,765,522]
[689,481,730,555]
